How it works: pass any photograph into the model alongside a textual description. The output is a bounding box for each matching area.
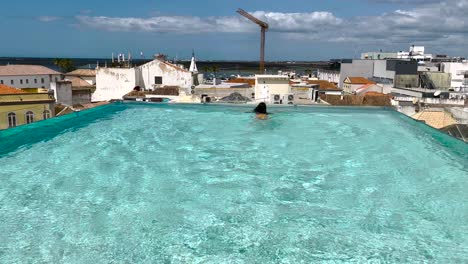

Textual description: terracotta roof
[306,80,340,90]
[0,65,61,76]
[228,78,255,86]
[66,69,96,77]
[412,110,457,129]
[67,76,94,88]
[345,77,376,85]
[365,91,388,96]
[0,84,26,94]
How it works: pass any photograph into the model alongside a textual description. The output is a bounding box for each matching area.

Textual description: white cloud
[76,11,341,34]
[75,0,468,55]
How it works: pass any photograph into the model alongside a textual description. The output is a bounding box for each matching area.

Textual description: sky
[0,0,467,60]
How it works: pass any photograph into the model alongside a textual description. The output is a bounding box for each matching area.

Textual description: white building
[0,65,62,89]
[440,62,468,89]
[93,58,194,102]
[137,59,193,91]
[254,75,291,104]
[317,69,340,84]
[94,67,137,102]
[397,46,432,61]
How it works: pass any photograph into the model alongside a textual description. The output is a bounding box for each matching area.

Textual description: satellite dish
[434,90,441,97]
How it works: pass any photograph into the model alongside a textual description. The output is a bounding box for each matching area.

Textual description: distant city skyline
[1,0,467,60]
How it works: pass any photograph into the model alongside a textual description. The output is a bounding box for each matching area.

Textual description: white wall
[136,60,193,90]
[441,62,468,88]
[0,74,62,89]
[372,60,395,79]
[94,68,136,102]
[255,75,290,102]
[51,81,73,106]
[317,70,340,84]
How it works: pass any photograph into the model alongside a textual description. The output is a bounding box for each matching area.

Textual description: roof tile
[0,65,61,76]
[0,84,26,94]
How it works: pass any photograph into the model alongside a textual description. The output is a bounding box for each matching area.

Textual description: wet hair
[254,102,267,114]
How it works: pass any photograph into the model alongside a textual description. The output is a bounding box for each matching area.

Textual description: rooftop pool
[0,103,467,263]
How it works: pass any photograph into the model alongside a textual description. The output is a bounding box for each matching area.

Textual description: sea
[0,57,339,78]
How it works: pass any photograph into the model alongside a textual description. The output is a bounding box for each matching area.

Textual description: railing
[393,96,465,106]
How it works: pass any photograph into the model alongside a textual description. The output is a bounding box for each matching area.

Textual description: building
[0,65,62,90]
[373,60,418,80]
[339,60,374,88]
[355,84,386,95]
[51,78,94,106]
[94,57,194,102]
[254,75,291,104]
[361,51,398,60]
[65,69,96,86]
[397,46,432,61]
[343,77,376,94]
[0,84,55,130]
[54,69,97,105]
[440,62,468,90]
[317,69,340,84]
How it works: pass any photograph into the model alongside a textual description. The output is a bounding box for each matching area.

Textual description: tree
[211,65,219,78]
[53,58,76,73]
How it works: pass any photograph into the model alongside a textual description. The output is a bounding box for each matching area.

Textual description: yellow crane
[236,8,269,74]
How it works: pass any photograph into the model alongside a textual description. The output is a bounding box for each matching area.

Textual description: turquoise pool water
[0,103,467,263]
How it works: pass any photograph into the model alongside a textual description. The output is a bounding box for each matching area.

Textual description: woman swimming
[254,102,268,120]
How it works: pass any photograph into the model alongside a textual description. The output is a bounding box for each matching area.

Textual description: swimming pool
[0,103,467,263]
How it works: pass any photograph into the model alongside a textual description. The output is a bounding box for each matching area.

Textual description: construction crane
[236,8,269,73]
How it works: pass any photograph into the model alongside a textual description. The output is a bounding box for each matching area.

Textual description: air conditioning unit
[284,94,294,104]
[271,94,281,104]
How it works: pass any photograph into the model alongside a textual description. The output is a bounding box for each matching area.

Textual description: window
[41,78,44,84]
[154,76,163,84]
[11,80,14,85]
[0,80,3,84]
[55,77,58,82]
[7,112,16,128]
[34,79,37,84]
[25,111,34,124]
[26,79,29,84]
[42,110,51,120]
[20,79,23,84]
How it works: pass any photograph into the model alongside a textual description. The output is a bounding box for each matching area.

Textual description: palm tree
[53,58,75,73]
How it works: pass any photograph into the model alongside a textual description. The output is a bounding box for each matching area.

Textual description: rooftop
[306,80,340,90]
[66,69,96,77]
[255,74,290,79]
[228,78,255,87]
[345,77,376,85]
[0,65,61,76]
[412,110,458,129]
[0,84,26,95]
[67,76,95,88]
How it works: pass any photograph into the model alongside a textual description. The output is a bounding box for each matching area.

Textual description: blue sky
[1,0,467,60]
